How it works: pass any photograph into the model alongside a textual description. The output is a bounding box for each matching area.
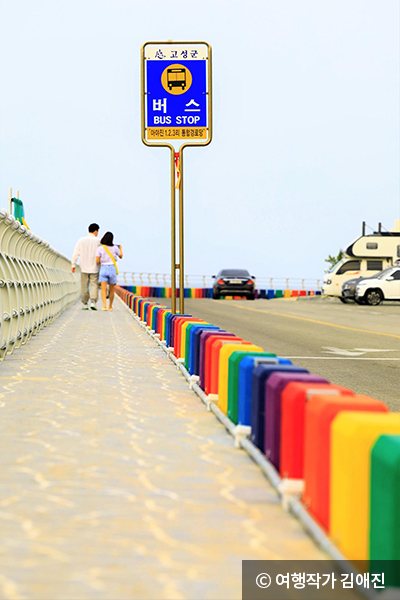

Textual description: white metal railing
[117,272,321,291]
[0,209,80,360]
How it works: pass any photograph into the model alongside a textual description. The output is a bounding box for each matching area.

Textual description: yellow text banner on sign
[147,127,208,140]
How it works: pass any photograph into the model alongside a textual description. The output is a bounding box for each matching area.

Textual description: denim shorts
[98,264,117,285]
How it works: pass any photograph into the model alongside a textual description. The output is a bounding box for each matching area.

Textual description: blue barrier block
[238,356,292,428]
[267,289,275,300]
[165,313,174,347]
[152,306,164,330]
[259,289,267,299]
[188,325,220,374]
[316,290,322,295]
[250,364,308,452]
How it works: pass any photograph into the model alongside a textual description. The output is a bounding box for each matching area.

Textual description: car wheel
[248,293,255,300]
[365,289,383,306]
[212,291,220,300]
[355,297,365,305]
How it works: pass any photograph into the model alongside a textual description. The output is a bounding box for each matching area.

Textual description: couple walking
[72,223,123,311]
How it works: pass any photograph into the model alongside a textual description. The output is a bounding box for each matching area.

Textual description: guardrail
[117,272,322,292]
[0,209,80,360]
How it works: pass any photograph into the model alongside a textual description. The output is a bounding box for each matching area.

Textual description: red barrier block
[200,332,234,391]
[171,317,191,352]
[303,394,388,531]
[156,308,169,336]
[280,382,354,479]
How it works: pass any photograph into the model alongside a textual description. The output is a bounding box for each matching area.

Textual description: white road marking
[322,347,397,357]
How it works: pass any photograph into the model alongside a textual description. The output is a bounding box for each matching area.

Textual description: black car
[212,269,256,300]
[341,275,373,303]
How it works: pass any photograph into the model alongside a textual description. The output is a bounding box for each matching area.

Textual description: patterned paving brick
[0,300,326,600]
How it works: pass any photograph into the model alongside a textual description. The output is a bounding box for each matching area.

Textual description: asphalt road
[164,297,400,411]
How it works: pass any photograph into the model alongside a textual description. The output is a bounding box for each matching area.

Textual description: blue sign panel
[146,60,207,128]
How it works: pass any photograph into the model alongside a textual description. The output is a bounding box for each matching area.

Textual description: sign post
[141,41,212,314]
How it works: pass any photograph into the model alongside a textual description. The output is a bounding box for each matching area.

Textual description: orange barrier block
[303,394,388,531]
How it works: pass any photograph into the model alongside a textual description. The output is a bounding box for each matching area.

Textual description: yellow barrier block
[283,289,291,298]
[180,320,204,360]
[218,344,263,414]
[148,305,157,327]
[330,412,400,560]
[162,310,172,341]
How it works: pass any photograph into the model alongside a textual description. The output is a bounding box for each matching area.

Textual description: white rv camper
[322,220,400,297]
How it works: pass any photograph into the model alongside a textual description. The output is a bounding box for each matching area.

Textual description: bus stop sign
[142,42,212,145]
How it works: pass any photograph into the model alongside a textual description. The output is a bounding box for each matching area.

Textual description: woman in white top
[96,231,123,311]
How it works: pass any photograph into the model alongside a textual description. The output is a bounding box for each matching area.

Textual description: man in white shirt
[71,223,101,310]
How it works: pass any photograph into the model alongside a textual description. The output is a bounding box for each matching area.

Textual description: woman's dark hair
[100,231,114,246]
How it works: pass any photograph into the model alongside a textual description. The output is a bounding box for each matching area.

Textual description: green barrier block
[370,435,400,573]
[184,323,197,369]
[227,351,276,424]
[275,290,283,298]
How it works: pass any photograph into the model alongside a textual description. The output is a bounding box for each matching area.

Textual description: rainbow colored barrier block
[237,356,291,428]
[176,318,203,358]
[199,331,230,389]
[330,412,400,560]
[280,382,353,480]
[251,364,308,452]
[227,351,276,424]
[208,338,252,396]
[303,395,388,532]
[180,319,205,360]
[264,372,328,472]
[186,324,217,372]
[218,344,263,414]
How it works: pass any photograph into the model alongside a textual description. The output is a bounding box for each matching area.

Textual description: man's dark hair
[88,223,100,233]
[100,231,114,246]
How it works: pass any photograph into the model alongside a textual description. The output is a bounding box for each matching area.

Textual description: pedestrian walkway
[0,299,326,600]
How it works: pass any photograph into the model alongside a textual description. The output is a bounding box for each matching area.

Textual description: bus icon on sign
[167,68,186,90]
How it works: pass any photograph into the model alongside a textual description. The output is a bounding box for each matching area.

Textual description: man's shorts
[98,264,117,285]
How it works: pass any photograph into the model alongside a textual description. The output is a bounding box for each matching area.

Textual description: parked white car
[355,266,400,305]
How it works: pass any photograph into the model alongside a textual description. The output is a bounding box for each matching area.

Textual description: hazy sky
[1,0,399,282]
